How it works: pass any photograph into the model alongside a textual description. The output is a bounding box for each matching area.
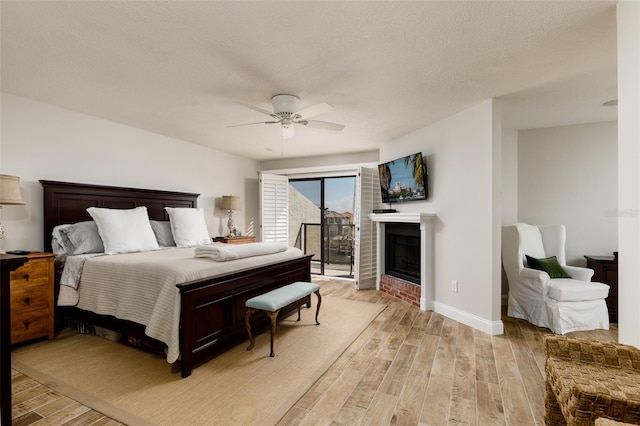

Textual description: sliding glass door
[289,176,356,278]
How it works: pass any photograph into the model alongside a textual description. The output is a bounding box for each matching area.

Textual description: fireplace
[385,223,421,284]
[369,212,436,311]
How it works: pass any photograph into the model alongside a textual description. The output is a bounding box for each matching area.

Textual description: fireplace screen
[385,223,421,284]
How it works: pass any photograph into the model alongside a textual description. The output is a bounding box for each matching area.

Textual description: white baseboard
[433,301,504,335]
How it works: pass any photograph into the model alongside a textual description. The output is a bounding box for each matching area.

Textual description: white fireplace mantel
[369,212,436,311]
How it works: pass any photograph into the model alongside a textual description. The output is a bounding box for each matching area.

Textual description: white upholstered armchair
[502,223,610,334]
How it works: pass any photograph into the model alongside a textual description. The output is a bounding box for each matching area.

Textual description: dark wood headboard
[40,180,199,252]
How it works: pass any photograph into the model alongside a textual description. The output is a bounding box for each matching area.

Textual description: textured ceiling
[0,1,617,161]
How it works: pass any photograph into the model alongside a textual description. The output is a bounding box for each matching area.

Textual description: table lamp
[221,195,240,238]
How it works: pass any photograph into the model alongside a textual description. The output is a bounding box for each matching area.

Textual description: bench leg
[269,310,279,357]
[245,308,256,351]
[314,290,321,325]
[246,287,320,357]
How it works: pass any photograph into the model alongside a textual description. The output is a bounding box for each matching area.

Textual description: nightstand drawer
[10,284,50,312]
[11,308,51,344]
[8,252,56,344]
[10,258,51,287]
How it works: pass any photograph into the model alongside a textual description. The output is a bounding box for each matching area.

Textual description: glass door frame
[290,175,355,278]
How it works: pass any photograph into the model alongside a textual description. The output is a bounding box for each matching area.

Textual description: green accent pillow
[525,255,571,279]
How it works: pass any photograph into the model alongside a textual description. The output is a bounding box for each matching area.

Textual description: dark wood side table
[212,236,256,245]
[584,255,618,323]
[1,254,29,426]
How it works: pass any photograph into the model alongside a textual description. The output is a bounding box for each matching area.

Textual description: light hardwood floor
[11,277,617,425]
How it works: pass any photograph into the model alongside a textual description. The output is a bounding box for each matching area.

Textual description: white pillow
[86,206,160,254]
[165,207,211,247]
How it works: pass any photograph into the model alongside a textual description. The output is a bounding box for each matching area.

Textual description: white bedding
[57,246,305,363]
[59,253,104,289]
[194,241,287,261]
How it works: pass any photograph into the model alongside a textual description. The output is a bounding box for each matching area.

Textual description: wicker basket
[545,335,640,425]
[596,419,638,426]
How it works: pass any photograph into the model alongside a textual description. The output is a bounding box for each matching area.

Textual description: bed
[40,180,312,378]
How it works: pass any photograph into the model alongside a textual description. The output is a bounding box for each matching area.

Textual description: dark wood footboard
[54,253,311,378]
[178,254,312,377]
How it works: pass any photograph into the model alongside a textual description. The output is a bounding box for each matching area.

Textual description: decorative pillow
[150,220,176,247]
[525,255,571,279]
[58,221,105,255]
[86,207,159,254]
[164,207,211,247]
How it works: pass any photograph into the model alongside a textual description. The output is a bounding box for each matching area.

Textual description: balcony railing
[294,223,354,277]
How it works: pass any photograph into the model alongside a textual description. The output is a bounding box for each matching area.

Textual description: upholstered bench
[245,281,321,357]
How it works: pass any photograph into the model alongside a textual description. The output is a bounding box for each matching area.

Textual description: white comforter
[57,247,304,363]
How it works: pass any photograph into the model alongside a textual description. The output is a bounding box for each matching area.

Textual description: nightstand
[585,255,618,323]
[212,236,256,245]
[9,252,56,344]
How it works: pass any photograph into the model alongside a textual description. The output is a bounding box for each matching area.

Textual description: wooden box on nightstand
[212,236,256,245]
[9,252,56,344]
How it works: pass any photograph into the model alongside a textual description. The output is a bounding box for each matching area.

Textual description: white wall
[501,128,518,226]
[517,122,618,265]
[380,99,503,334]
[260,151,379,171]
[500,128,518,302]
[616,0,640,347]
[0,94,260,251]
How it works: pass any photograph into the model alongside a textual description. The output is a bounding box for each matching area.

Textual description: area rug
[13,297,384,426]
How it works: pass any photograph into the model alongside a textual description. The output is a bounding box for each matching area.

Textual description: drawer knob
[24,297,31,305]
[23,273,30,281]
[23,320,31,330]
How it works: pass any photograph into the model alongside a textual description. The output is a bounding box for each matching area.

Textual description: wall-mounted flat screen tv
[378,152,427,203]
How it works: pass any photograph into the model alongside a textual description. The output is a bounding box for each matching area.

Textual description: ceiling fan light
[282,124,294,139]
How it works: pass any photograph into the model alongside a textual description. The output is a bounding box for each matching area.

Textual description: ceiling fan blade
[238,102,277,118]
[297,119,345,131]
[227,121,280,128]
[293,102,333,119]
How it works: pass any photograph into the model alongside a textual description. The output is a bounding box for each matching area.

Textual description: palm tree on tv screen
[379,163,391,200]
[404,154,424,187]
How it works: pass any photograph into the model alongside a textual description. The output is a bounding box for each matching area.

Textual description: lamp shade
[221,195,240,211]
[0,174,25,205]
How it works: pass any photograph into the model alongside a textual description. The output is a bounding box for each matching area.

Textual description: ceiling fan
[229,95,345,139]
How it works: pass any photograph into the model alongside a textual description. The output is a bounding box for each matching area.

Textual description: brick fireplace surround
[380,274,421,307]
[369,212,436,311]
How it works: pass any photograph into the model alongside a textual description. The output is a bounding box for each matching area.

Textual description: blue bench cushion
[245,281,320,312]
